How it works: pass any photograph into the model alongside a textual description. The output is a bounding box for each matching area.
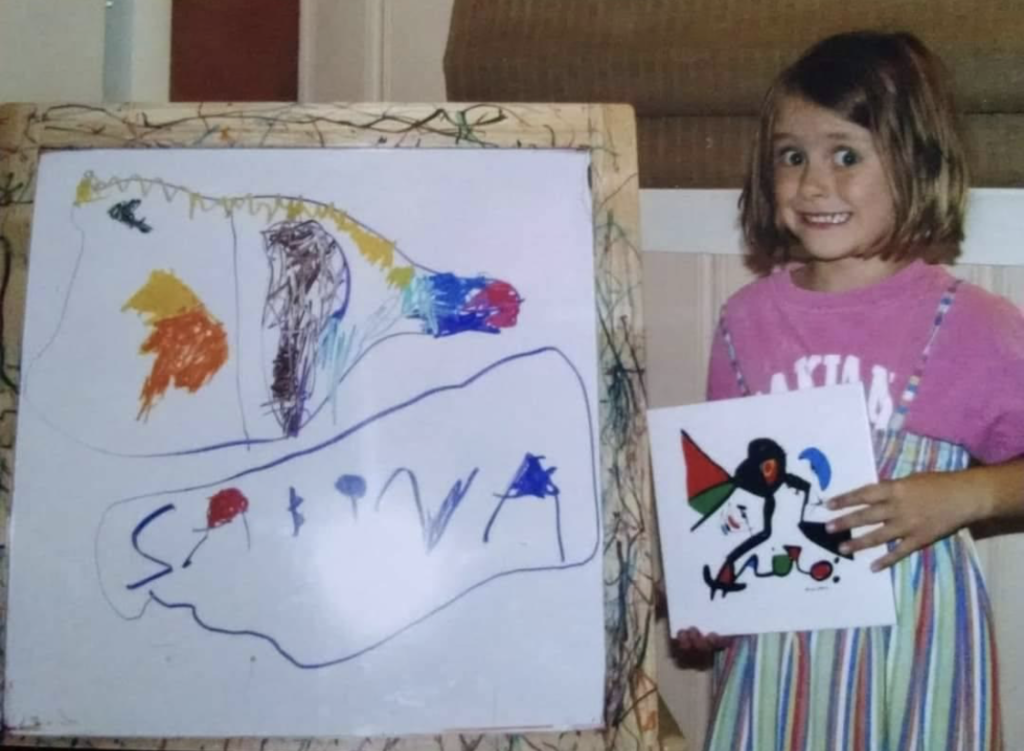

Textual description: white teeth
[803,212,851,225]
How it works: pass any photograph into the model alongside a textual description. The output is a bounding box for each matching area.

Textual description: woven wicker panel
[446,0,1024,116]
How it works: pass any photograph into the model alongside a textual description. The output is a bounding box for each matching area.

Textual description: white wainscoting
[0,0,107,102]
[643,188,1024,266]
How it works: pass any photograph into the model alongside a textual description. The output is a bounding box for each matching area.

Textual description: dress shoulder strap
[888,277,963,431]
[718,304,752,397]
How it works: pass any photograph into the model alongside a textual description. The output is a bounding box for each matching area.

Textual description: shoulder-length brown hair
[739,31,969,274]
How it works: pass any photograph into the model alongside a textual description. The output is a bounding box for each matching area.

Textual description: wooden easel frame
[0,102,655,751]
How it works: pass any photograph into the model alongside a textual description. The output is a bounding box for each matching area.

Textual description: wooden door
[171,0,299,101]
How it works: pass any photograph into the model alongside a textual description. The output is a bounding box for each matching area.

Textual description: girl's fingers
[839,530,884,555]
[696,632,718,652]
[839,524,900,555]
[828,482,890,510]
[707,632,733,650]
[675,627,698,651]
[870,538,916,572]
[674,629,688,650]
[689,629,712,652]
[675,627,730,653]
[827,502,892,534]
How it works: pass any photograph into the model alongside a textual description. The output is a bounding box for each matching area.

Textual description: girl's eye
[777,148,804,167]
[834,148,859,167]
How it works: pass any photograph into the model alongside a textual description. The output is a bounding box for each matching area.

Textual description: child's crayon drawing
[33,168,595,668]
[9,148,606,736]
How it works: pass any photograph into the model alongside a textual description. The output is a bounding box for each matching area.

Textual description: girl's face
[772,95,901,288]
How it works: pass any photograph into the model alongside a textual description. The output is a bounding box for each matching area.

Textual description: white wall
[104,0,171,102]
[0,0,169,104]
[0,0,107,102]
[299,0,453,102]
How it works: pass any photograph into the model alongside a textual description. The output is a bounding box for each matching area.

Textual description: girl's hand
[826,471,981,571]
[672,628,733,669]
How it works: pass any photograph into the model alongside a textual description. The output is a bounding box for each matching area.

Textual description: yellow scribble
[79,173,404,272]
[75,175,93,206]
[386,265,414,289]
[352,226,395,269]
[218,196,242,218]
[121,270,203,324]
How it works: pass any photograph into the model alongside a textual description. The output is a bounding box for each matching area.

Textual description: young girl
[675,31,1024,750]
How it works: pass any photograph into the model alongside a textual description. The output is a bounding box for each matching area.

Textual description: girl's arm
[825,458,1024,571]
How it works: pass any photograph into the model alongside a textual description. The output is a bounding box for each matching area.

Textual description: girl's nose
[798,160,832,198]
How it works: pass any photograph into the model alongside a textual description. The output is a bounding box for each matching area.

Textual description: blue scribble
[403,273,514,337]
[483,453,564,562]
[376,466,479,552]
[335,473,367,519]
[126,503,176,590]
[428,468,478,551]
[376,467,426,537]
[799,447,832,491]
[288,486,305,537]
[317,317,356,422]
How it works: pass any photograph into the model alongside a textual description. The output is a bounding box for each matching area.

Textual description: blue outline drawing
[94,347,600,669]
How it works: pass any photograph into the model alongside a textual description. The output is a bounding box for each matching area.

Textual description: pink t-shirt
[707,260,1024,464]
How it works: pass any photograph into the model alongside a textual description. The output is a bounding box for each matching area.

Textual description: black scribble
[262,220,350,436]
[107,199,153,233]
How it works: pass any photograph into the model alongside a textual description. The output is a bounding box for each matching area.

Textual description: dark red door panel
[171,0,299,101]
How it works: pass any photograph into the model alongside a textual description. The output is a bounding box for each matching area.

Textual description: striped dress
[706,280,1002,750]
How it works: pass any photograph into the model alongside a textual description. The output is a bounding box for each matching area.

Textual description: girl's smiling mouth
[800,212,852,226]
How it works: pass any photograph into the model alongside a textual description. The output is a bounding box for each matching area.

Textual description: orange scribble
[124,270,228,420]
[136,308,228,419]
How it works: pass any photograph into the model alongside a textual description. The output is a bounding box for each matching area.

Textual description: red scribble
[207,488,249,529]
[810,560,834,581]
[137,308,229,420]
[468,280,521,328]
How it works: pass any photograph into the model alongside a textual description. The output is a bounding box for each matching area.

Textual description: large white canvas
[6,148,604,736]
[649,385,896,636]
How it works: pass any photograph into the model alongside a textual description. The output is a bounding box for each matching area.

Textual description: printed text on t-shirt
[762,354,897,431]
